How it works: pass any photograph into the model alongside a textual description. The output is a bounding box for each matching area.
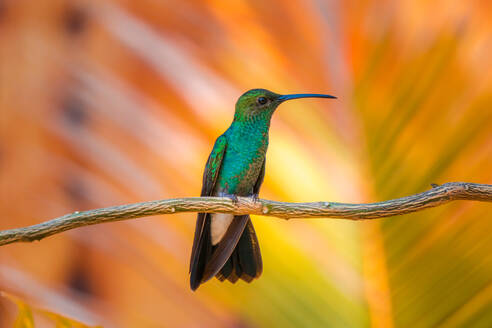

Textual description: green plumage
[215,121,268,195]
[189,88,336,291]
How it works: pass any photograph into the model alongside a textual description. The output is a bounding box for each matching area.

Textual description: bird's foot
[251,193,260,203]
[218,192,239,205]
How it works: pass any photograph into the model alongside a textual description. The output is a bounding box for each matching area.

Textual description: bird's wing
[253,157,266,196]
[200,135,228,197]
[189,135,227,277]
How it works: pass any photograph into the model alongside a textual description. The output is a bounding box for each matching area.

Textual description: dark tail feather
[217,219,262,284]
[190,215,262,290]
[189,213,213,291]
[201,215,249,282]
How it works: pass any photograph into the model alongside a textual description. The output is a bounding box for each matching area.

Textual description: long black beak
[278,93,337,102]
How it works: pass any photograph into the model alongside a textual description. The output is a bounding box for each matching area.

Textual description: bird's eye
[257,97,268,105]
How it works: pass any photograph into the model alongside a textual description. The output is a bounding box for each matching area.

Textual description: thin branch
[1,182,491,246]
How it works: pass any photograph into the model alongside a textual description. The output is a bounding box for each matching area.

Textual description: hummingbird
[190,89,336,290]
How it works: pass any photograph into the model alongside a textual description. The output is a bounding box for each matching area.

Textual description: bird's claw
[230,195,239,205]
[219,192,239,205]
[252,193,260,203]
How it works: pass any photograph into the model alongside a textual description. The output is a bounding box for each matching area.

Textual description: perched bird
[190,89,336,290]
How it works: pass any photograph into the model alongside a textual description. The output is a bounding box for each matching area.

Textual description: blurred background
[0,0,491,327]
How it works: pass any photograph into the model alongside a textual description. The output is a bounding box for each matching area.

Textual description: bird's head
[234,88,336,122]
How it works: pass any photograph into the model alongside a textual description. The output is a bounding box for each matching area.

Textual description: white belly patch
[211,213,234,245]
